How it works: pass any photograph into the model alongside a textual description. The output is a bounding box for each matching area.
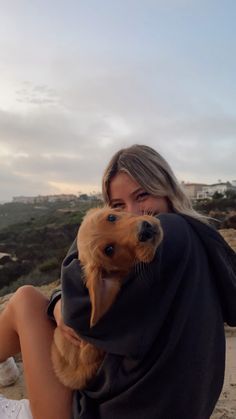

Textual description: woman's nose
[126,202,142,215]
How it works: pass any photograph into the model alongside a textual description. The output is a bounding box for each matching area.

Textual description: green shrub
[38,257,59,273]
[0,267,59,297]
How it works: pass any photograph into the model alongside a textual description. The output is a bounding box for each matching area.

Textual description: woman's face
[109,172,170,215]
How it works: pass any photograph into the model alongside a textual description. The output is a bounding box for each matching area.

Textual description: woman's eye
[104,244,115,257]
[136,192,149,201]
[111,203,124,209]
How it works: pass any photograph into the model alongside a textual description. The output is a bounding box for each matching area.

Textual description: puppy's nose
[138,221,156,242]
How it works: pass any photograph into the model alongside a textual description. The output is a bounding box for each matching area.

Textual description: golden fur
[51,207,163,389]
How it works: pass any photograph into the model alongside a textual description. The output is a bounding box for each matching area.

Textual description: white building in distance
[181,183,208,199]
[181,181,236,200]
[197,182,235,199]
[12,194,77,204]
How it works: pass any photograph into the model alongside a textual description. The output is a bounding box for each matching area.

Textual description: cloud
[16,82,59,105]
[0,96,235,203]
[0,101,133,200]
[0,0,235,202]
[0,164,55,202]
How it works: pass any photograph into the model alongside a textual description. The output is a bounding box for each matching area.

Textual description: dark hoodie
[48,213,236,419]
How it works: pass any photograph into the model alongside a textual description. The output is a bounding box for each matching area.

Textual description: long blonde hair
[102,144,208,223]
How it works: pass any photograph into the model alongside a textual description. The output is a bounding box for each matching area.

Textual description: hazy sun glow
[48,181,100,195]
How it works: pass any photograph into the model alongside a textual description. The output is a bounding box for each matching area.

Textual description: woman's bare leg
[0,285,72,419]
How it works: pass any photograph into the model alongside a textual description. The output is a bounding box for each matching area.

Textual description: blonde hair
[102,144,208,223]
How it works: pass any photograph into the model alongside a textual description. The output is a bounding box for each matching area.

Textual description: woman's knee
[11,285,47,305]
[7,285,49,324]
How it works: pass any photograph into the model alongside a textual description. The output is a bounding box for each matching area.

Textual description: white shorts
[0,396,33,419]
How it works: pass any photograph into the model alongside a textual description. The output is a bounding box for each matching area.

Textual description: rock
[208,211,236,230]
[0,293,14,312]
[212,406,236,419]
[221,214,236,230]
[0,255,12,265]
[219,229,236,251]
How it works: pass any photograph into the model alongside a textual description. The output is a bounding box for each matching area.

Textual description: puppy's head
[77,207,163,327]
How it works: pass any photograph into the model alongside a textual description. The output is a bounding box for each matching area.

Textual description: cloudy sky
[0,0,235,202]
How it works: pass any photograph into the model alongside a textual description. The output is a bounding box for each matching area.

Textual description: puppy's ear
[85,266,121,327]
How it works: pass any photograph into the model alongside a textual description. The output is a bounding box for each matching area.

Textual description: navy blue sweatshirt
[47,213,236,419]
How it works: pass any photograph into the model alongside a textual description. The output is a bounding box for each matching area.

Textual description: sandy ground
[212,330,236,418]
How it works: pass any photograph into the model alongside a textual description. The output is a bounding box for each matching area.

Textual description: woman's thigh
[0,285,72,419]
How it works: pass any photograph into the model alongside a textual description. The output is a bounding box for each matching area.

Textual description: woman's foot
[0,357,20,387]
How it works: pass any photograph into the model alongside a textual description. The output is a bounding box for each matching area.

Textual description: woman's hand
[53,299,82,347]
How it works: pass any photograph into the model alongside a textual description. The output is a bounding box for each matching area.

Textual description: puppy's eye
[107,214,117,222]
[104,244,115,257]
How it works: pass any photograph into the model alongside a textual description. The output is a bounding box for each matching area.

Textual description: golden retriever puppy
[51,207,163,390]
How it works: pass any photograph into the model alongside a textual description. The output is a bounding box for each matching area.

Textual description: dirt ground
[211,329,236,418]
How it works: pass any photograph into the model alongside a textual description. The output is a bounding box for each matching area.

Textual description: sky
[0,0,235,202]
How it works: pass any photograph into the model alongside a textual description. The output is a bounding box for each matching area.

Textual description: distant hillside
[0,200,101,230]
[0,200,102,296]
[0,198,234,296]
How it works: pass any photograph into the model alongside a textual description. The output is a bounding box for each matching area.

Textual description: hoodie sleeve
[47,289,62,322]
[180,214,236,326]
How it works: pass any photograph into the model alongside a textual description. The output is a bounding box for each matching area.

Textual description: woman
[0,144,235,419]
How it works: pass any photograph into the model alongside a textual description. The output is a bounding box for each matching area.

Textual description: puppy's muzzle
[138,221,158,242]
